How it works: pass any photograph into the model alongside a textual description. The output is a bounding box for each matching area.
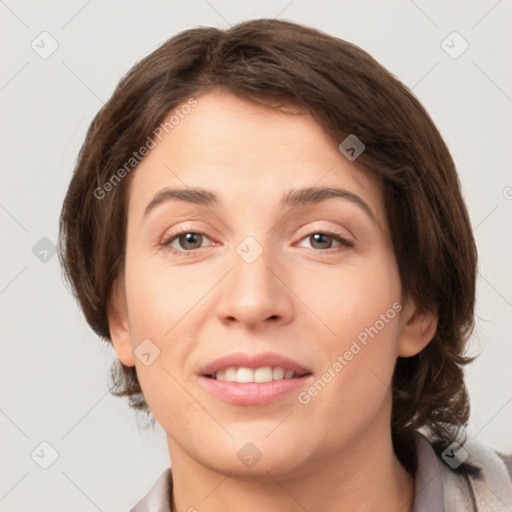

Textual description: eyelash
[160,229,353,257]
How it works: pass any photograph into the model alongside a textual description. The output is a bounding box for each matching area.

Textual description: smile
[199,372,314,405]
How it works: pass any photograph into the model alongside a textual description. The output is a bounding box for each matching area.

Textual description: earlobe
[397,298,438,358]
[107,280,135,367]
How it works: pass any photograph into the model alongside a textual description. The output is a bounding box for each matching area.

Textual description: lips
[198,351,312,377]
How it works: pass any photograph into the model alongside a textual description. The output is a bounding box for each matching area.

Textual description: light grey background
[1,1,511,510]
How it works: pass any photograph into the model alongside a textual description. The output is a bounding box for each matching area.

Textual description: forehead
[127,89,384,221]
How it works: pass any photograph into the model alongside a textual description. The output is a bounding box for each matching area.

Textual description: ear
[108,278,135,367]
[397,296,438,358]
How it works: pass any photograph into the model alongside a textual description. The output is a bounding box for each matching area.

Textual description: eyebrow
[143,186,377,223]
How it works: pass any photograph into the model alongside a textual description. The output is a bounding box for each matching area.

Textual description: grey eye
[176,233,204,250]
[308,233,336,249]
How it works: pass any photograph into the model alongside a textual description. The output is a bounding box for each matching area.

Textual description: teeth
[225,367,237,381]
[212,366,300,382]
[237,367,255,383]
[273,367,285,380]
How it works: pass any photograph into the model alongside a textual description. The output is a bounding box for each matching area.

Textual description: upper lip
[198,351,313,377]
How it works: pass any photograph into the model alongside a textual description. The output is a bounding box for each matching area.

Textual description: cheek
[306,254,402,396]
[123,254,202,337]
[311,252,401,341]
[121,255,212,407]
[299,307,400,441]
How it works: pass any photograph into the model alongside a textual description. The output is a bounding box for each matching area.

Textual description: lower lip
[198,375,314,405]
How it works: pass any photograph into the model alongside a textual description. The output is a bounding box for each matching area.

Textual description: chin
[213,449,308,480]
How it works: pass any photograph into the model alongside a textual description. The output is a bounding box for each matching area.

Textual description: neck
[167,420,416,512]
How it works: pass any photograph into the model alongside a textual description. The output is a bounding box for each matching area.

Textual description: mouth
[198,371,314,405]
[203,366,312,382]
[197,352,314,405]
[198,351,312,382]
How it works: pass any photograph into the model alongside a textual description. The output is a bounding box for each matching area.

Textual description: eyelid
[161,221,353,243]
[293,230,354,253]
[160,221,214,243]
[294,222,354,244]
[160,227,214,250]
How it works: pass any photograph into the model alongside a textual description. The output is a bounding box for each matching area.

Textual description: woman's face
[110,88,429,477]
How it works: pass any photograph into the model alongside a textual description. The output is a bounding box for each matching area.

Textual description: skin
[109,88,437,512]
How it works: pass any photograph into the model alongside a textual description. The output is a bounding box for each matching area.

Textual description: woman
[58,18,512,511]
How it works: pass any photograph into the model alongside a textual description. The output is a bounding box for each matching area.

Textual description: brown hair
[58,18,478,474]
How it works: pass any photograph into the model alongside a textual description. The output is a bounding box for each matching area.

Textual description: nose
[215,239,295,331]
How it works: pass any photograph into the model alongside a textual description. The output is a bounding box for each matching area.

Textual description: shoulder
[129,467,173,512]
[496,449,512,481]
[426,433,512,511]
